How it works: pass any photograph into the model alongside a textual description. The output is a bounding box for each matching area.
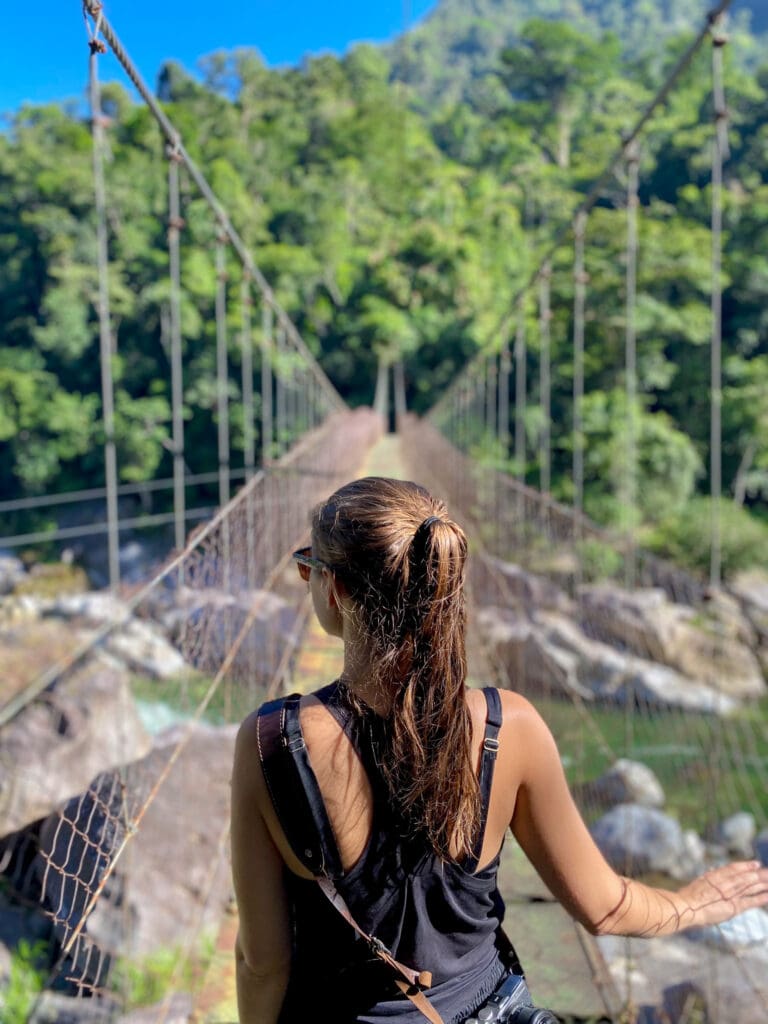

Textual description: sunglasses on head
[292,546,331,582]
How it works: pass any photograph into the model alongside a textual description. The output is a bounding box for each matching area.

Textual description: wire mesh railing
[0,407,381,1022]
[401,415,768,1023]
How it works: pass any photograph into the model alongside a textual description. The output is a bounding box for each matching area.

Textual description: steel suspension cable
[429,0,735,423]
[241,275,256,482]
[215,236,231,509]
[498,337,511,454]
[514,308,526,483]
[710,17,730,588]
[80,0,343,416]
[625,141,640,588]
[261,301,274,464]
[572,212,587,529]
[87,21,120,591]
[538,262,552,495]
[167,146,186,562]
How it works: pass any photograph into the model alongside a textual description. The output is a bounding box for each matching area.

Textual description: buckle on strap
[483,736,499,753]
[369,935,392,958]
[284,733,306,752]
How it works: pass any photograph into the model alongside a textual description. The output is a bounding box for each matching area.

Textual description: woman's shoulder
[469,685,545,722]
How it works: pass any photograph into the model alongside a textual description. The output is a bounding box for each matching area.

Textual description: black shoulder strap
[465,686,503,873]
[257,693,343,879]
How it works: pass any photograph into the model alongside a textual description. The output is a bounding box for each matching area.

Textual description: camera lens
[510,1010,559,1024]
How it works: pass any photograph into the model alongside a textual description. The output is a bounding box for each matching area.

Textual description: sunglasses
[292,546,331,582]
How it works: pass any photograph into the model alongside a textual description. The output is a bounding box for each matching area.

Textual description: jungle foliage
[1,0,768,573]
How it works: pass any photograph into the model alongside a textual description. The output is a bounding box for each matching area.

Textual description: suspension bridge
[1,1,767,1022]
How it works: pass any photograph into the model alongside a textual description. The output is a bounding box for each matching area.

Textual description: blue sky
[1,1,438,115]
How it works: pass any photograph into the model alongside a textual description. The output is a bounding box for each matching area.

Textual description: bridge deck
[196,434,620,1022]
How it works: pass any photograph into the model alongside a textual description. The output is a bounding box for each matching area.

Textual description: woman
[231,477,768,1024]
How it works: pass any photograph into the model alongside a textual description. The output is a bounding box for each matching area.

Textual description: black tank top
[263,683,510,1024]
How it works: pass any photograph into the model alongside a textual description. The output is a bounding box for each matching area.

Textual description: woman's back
[261,682,516,1023]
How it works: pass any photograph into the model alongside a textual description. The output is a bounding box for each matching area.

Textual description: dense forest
[1,0,767,575]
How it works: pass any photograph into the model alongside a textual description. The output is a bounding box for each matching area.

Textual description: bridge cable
[86,6,120,591]
[710,16,729,587]
[167,145,186,565]
[624,140,641,590]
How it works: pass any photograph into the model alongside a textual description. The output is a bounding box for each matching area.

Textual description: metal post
[89,43,120,591]
[539,263,552,495]
[485,354,497,443]
[394,360,407,429]
[276,322,287,457]
[514,307,526,483]
[215,236,230,508]
[167,149,186,563]
[625,142,640,588]
[374,358,389,428]
[241,275,255,482]
[573,212,587,525]
[499,338,511,457]
[710,20,729,589]
[261,301,273,465]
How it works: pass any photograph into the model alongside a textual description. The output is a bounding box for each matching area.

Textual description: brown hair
[311,476,479,861]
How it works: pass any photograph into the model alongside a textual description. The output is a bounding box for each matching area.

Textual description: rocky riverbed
[1,553,767,1022]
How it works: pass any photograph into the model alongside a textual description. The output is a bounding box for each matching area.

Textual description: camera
[465,972,559,1024]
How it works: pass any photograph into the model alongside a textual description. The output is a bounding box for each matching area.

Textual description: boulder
[591,804,696,879]
[474,607,589,699]
[598,931,768,1024]
[36,723,237,964]
[582,759,665,810]
[483,557,573,615]
[477,606,738,714]
[0,554,26,595]
[0,651,151,836]
[715,812,756,858]
[170,587,300,685]
[105,619,187,681]
[730,570,768,643]
[685,907,768,950]
[40,591,132,628]
[756,828,768,867]
[579,584,765,700]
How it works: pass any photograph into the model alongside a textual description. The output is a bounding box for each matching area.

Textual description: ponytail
[312,478,480,862]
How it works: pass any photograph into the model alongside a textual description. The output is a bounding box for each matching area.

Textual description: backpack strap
[256,692,447,1024]
[464,686,503,873]
[257,692,343,879]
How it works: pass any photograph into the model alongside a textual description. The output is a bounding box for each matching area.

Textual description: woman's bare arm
[231,713,292,1023]
[505,693,768,937]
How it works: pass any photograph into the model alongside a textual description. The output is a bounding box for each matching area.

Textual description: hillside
[391,0,767,106]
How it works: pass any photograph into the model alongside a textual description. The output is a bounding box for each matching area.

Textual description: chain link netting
[401,415,768,1023]
[0,409,381,1021]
